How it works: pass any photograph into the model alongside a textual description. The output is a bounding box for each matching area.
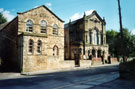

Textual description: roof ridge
[17,5,64,22]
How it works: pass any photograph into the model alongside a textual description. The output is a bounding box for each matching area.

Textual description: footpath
[0,63,119,80]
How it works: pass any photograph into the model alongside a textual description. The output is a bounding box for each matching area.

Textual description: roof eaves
[0,17,17,32]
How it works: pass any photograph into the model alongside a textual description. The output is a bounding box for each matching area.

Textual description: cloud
[70,13,81,21]
[0,8,15,22]
[85,10,94,16]
[0,8,4,12]
[70,10,95,21]
[34,5,38,8]
[131,29,135,35]
[45,2,52,10]
[45,2,52,7]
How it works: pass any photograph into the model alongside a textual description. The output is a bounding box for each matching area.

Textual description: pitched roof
[65,10,105,26]
[0,17,17,32]
[17,5,64,22]
[0,22,9,31]
[87,11,104,22]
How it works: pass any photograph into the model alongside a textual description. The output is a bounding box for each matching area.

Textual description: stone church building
[64,11,109,66]
[0,5,66,72]
[0,5,109,73]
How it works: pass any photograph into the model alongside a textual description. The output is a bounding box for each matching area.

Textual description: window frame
[52,24,58,35]
[40,20,47,34]
[26,20,33,32]
[37,40,42,54]
[28,39,34,54]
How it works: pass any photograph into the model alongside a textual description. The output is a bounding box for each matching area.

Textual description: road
[0,65,119,89]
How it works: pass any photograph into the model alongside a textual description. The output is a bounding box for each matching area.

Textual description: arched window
[26,20,33,32]
[29,39,34,53]
[53,24,58,35]
[53,45,59,56]
[40,20,47,33]
[37,40,42,53]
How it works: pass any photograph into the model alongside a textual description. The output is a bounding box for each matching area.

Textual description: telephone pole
[118,0,123,38]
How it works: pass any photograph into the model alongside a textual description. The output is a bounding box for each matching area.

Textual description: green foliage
[106,28,135,57]
[106,30,118,57]
[0,13,7,24]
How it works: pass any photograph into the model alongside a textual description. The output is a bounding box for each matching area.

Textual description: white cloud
[131,29,135,35]
[1,10,15,22]
[45,2,52,7]
[85,10,94,16]
[34,6,38,8]
[70,13,81,21]
[70,10,95,21]
[45,2,52,10]
[0,8,4,12]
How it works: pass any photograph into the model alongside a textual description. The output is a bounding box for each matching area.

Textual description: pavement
[22,63,120,75]
[1,63,134,89]
[0,63,119,80]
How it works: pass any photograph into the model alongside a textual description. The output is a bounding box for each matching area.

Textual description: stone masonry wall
[18,6,64,72]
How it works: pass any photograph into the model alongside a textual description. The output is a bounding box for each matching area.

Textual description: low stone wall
[111,58,119,63]
[119,60,135,80]
[80,60,91,67]
[60,60,75,69]
[92,58,102,65]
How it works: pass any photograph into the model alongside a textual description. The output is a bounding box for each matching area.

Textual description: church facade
[0,6,109,73]
[64,11,109,65]
[0,5,65,72]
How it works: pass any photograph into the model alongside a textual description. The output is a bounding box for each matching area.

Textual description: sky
[0,0,135,33]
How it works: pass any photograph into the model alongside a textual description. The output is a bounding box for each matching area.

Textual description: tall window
[40,20,47,33]
[98,34,101,44]
[53,45,59,56]
[89,31,91,44]
[26,20,33,32]
[92,30,98,45]
[37,40,42,53]
[29,39,34,53]
[53,24,58,35]
[86,35,88,43]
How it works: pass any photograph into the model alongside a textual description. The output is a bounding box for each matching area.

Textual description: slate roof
[0,22,9,31]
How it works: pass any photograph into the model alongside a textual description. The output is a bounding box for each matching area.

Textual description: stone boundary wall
[111,58,119,63]
[80,60,91,67]
[92,58,102,65]
[60,60,75,69]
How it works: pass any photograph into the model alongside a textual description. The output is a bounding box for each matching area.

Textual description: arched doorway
[97,49,101,58]
[92,49,96,57]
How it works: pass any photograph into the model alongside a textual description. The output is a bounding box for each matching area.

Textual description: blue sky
[0,0,135,33]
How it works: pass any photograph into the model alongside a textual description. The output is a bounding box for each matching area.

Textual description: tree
[106,28,135,58]
[106,30,118,57]
[0,13,7,24]
[115,28,133,57]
